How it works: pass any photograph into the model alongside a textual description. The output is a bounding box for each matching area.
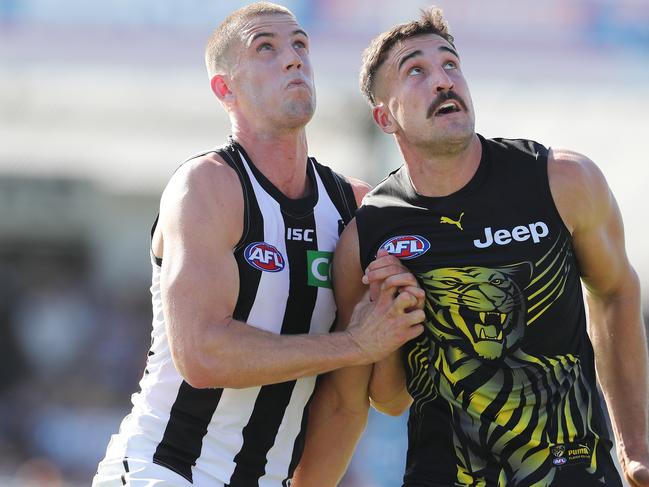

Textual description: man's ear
[372,103,396,134]
[210,74,233,102]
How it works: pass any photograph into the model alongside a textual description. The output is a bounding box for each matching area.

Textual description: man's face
[376,34,475,153]
[228,14,315,130]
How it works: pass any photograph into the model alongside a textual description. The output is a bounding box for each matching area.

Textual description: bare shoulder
[158,152,244,251]
[334,218,363,280]
[343,176,372,207]
[547,148,611,233]
[336,217,360,254]
[162,153,241,208]
[332,217,365,304]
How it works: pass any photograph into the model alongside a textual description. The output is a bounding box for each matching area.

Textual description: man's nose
[283,46,303,71]
[432,67,453,92]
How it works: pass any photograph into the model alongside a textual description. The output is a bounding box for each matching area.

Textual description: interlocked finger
[398,285,426,310]
[380,272,419,293]
[391,288,420,313]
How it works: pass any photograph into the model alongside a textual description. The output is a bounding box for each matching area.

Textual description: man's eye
[443,61,457,70]
[257,43,273,52]
[408,66,423,76]
[293,40,306,49]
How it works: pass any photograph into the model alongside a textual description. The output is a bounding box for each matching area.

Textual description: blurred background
[0,0,647,486]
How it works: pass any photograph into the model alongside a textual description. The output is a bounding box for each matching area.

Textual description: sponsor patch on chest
[380,235,430,260]
[473,221,549,249]
[244,242,285,272]
[307,250,333,288]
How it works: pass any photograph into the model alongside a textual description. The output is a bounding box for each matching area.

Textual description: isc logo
[380,235,430,260]
[286,228,314,242]
[244,242,285,272]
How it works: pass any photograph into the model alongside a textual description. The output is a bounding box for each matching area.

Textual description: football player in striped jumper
[92,3,425,486]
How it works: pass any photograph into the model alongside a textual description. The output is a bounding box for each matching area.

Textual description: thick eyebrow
[440,45,460,59]
[398,49,422,71]
[250,32,275,45]
[251,32,275,43]
[250,29,308,44]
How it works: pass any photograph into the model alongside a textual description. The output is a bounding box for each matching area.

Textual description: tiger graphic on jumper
[410,237,601,486]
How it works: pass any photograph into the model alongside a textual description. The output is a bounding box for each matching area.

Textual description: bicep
[572,179,630,297]
[326,218,372,404]
[332,218,367,330]
[549,149,631,296]
[158,162,243,363]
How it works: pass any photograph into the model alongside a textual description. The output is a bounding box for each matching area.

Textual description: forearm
[369,349,412,416]
[292,366,371,487]
[588,270,649,457]
[180,319,363,389]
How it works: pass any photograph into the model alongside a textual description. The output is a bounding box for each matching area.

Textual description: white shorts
[92,457,194,487]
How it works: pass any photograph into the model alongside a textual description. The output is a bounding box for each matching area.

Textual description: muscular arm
[156,158,422,389]
[365,252,416,416]
[293,222,425,486]
[549,149,649,486]
[369,350,413,416]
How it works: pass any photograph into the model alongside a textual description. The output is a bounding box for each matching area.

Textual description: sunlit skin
[209,13,316,198]
[219,14,316,134]
[124,10,428,487]
[372,34,483,197]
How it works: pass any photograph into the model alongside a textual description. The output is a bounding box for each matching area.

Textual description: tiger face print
[412,253,602,486]
[421,264,531,361]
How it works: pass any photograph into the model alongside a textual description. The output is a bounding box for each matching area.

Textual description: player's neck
[232,126,310,199]
[401,134,481,198]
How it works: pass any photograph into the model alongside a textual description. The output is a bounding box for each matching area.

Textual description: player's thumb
[628,460,649,486]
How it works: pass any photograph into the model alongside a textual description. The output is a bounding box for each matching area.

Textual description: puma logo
[440,212,464,230]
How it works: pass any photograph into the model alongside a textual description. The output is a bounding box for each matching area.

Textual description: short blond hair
[360,6,455,105]
[205,2,295,78]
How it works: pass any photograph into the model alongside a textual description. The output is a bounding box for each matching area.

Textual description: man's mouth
[434,101,461,116]
[287,80,307,89]
[426,92,467,118]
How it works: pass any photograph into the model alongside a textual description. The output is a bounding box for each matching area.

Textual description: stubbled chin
[278,101,315,127]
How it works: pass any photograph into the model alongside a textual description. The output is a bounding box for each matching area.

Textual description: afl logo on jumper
[244,242,285,272]
[380,235,430,260]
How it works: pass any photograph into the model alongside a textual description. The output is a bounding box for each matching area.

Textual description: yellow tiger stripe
[528,269,567,311]
[535,236,565,267]
[563,394,578,439]
[494,389,521,428]
[528,253,568,300]
[527,276,568,325]
[556,410,565,444]
[529,242,567,286]
[589,436,599,474]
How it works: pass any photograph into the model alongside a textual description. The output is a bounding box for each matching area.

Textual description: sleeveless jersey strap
[215,143,253,252]
[148,142,254,264]
[310,158,358,230]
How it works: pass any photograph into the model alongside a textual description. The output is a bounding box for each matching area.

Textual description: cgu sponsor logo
[474,221,549,249]
[244,242,285,272]
[380,235,430,260]
[307,250,333,288]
